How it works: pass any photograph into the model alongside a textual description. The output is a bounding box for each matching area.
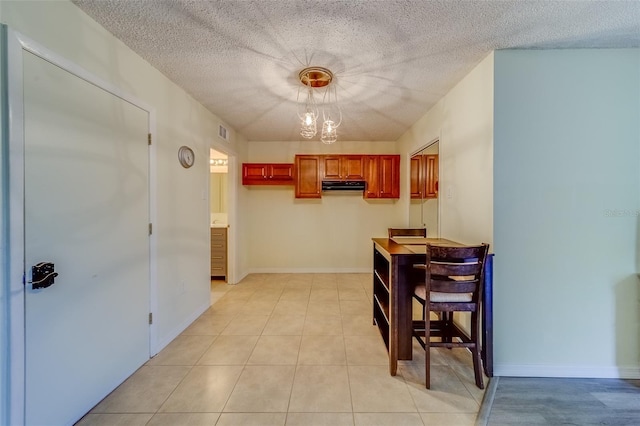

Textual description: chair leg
[470,312,484,389]
[441,311,452,345]
[424,303,431,389]
[471,346,484,389]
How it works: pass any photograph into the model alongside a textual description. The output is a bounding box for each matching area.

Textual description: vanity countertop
[211,223,229,228]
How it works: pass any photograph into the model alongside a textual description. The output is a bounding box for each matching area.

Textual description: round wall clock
[178,145,195,168]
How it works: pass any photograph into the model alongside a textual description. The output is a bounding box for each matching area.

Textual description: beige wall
[397,54,494,337]
[0,1,246,352]
[233,132,251,281]
[399,53,494,247]
[243,140,404,272]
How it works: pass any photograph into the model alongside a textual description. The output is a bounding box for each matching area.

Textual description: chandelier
[297,67,342,144]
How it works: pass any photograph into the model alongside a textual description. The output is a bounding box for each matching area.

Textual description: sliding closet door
[23,50,150,425]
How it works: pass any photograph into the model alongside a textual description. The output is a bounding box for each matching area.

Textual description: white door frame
[209,138,238,284]
[4,27,158,425]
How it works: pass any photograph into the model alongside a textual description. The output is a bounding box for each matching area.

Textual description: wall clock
[178,145,195,168]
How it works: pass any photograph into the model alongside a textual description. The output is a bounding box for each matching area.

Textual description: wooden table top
[390,237,464,246]
[372,237,464,256]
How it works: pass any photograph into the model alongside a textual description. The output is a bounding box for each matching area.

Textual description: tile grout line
[102,274,483,425]
[283,277,306,424]
[212,277,263,421]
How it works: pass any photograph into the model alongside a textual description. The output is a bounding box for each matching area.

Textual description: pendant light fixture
[320,82,341,145]
[297,82,318,139]
[297,67,340,143]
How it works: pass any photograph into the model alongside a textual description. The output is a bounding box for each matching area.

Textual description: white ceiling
[73,0,640,142]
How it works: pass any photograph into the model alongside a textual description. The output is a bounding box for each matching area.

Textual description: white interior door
[23,50,150,425]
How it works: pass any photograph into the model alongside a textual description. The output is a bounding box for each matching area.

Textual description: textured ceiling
[73,0,640,142]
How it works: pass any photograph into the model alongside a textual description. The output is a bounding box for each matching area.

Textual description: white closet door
[24,50,150,426]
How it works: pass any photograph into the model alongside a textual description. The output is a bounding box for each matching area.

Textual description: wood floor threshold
[475,376,499,426]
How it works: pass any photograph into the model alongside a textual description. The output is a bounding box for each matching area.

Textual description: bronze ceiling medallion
[299,67,333,88]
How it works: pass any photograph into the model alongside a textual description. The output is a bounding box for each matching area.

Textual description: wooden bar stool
[412,243,489,389]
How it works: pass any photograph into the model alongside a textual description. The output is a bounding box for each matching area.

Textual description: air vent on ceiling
[218,124,230,142]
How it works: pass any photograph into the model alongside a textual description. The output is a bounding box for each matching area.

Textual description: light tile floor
[77,273,486,426]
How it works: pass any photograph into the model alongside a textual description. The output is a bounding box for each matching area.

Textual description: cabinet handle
[212,267,223,270]
[212,256,223,259]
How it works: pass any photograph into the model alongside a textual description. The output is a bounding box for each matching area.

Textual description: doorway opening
[409,140,439,237]
[209,148,229,286]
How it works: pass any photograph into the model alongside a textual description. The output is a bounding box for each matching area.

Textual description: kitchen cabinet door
[270,163,295,181]
[322,155,364,180]
[364,155,400,199]
[378,155,400,198]
[410,154,438,199]
[423,154,438,198]
[295,155,322,198]
[410,155,422,199]
[242,163,294,185]
[363,155,380,198]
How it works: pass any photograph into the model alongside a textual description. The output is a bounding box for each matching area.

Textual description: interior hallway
[77,273,486,425]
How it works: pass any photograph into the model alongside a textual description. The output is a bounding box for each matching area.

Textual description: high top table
[371,237,494,376]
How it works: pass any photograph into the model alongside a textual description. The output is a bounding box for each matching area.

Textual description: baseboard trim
[246,267,371,274]
[494,364,640,379]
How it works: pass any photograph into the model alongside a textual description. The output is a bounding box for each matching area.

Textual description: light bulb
[304,112,314,126]
[321,120,337,144]
[300,112,317,139]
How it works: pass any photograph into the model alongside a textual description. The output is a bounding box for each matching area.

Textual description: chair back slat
[430,279,477,294]
[430,262,482,276]
[425,243,489,303]
[429,245,482,260]
[430,301,476,312]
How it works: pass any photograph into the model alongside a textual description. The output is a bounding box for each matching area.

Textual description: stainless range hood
[321,180,366,191]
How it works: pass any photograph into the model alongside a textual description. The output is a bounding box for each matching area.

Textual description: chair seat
[413,284,473,302]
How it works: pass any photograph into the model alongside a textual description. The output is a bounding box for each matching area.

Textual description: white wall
[0,1,243,362]
[494,49,640,378]
[399,53,494,247]
[243,140,403,272]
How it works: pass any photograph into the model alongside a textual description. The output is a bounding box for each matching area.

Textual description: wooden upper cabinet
[294,155,322,198]
[242,163,294,185]
[295,154,399,199]
[322,155,364,180]
[364,155,400,199]
[410,154,438,199]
